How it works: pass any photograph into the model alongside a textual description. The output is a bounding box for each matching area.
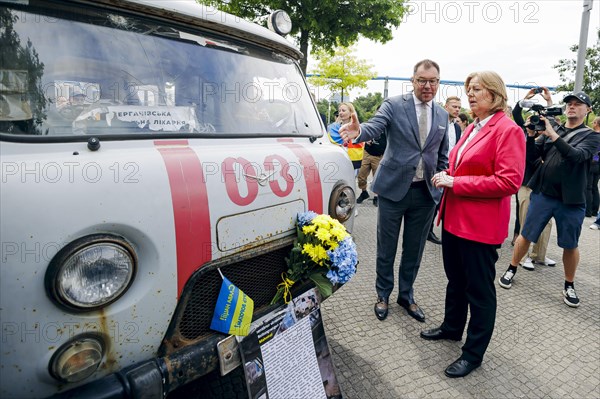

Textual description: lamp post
[575,0,593,92]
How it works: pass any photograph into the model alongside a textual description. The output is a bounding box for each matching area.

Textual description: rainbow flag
[210,273,254,336]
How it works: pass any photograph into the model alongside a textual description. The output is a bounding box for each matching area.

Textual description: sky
[308,0,600,108]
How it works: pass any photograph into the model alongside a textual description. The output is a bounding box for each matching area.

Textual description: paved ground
[321,197,600,399]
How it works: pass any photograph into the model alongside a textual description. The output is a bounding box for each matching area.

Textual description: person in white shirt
[445,96,463,153]
[427,96,464,245]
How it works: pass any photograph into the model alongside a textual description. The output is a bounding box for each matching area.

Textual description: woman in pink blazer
[420,71,525,378]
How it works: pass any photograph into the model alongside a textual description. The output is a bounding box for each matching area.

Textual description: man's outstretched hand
[339,113,361,144]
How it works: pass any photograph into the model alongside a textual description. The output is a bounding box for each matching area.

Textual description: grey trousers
[375,184,435,304]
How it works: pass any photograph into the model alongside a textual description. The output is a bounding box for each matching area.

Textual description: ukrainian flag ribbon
[210,271,254,336]
[277,273,296,304]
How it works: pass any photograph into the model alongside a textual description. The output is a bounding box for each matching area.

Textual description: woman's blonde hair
[339,102,357,122]
[465,71,508,115]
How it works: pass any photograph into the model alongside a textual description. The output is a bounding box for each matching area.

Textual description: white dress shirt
[456,114,494,164]
[413,93,432,136]
[448,121,458,152]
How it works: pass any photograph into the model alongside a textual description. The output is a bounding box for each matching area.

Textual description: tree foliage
[198,0,407,74]
[316,99,337,125]
[553,28,599,111]
[309,45,376,100]
[353,92,384,122]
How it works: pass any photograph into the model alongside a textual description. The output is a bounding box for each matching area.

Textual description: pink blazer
[439,111,525,245]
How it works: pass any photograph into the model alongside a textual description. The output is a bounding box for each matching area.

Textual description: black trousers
[440,229,499,364]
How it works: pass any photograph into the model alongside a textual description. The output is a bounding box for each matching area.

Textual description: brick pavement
[321,198,600,399]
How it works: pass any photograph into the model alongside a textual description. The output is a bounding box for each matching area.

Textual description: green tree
[308,45,376,100]
[316,99,337,125]
[198,0,407,74]
[553,28,599,111]
[353,92,384,122]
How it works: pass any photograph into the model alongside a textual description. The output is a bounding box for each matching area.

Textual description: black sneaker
[499,269,515,289]
[356,191,370,204]
[373,196,378,207]
[563,287,580,308]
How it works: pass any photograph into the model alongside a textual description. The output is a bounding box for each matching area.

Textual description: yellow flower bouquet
[271,211,358,305]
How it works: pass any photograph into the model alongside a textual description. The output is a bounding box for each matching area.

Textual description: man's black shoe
[356,190,370,204]
[373,196,378,207]
[420,327,461,341]
[374,296,388,320]
[427,231,442,245]
[397,299,425,322]
[444,358,481,378]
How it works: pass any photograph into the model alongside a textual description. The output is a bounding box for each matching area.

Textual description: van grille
[176,244,292,342]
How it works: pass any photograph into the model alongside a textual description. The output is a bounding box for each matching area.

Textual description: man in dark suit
[445,96,463,152]
[340,59,449,322]
[427,96,462,245]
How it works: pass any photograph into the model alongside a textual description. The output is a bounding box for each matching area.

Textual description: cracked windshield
[0,6,320,137]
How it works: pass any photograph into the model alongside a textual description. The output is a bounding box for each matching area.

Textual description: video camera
[527,104,563,131]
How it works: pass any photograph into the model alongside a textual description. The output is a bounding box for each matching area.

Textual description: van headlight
[329,184,355,223]
[45,235,136,311]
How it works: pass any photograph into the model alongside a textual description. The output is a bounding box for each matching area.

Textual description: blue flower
[272,212,358,304]
[326,237,358,284]
[297,211,318,227]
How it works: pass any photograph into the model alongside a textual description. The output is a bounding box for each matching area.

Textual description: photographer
[499,91,600,308]
[508,87,556,271]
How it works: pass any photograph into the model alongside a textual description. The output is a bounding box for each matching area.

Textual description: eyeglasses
[466,86,485,95]
[414,78,440,87]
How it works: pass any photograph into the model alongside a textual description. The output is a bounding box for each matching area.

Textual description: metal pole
[384,77,389,99]
[574,0,593,92]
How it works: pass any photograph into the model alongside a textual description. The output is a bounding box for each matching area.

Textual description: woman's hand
[432,171,454,188]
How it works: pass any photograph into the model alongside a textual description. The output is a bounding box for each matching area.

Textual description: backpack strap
[562,127,592,143]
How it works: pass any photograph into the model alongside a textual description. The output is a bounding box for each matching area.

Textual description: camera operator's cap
[563,91,592,107]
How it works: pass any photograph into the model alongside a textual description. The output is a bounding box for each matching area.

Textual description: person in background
[328,103,364,172]
[421,70,525,378]
[427,96,463,245]
[339,59,449,323]
[589,116,600,230]
[510,87,556,271]
[585,116,600,218]
[457,113,470,132]
[590,213,600,230]
[499,91,600,308]
[505,102,522,246]
[445,96,463,153]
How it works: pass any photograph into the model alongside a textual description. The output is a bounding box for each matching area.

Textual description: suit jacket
[453,122,462,143]
[357,93,449,203]
[439,111,525,245]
